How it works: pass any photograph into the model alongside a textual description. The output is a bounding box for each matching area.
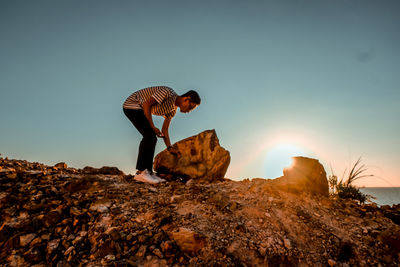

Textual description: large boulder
[154,129,230,182]
[269,156,329,196]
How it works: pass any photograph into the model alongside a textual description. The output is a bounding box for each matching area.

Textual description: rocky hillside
[1,156,400,266]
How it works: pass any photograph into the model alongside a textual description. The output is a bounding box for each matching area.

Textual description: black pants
[123,108,157,172]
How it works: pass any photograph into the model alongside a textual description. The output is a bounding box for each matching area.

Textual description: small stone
[70,207,82,216]
[152,248,164,258]
[258,247,267,256]
[47,239,60,255]
[89,199,111,213]
[20,233,36,246]
[30,237,42,247]
[138,235,147,243]
[54,162,67,169]
[42,209,62,227]
[41,233,50,240]
[149,187,158,192]
[7,254,27,267]
[160,241,173,253]
[170,195,182,203]
[72,236,83,245]
[105,227,121,240]
[284,238,291,249]
[169,228,207,255]
[24,245,44,262]
[185,179,195,186]
[104,254,116,261]
[135,245,147,259]
[64,246,75,256]
[79,231,88,237]
[6,172,18,179]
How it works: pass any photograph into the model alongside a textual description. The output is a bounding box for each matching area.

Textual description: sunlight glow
[263,143,308,178]
[227,129,321,180]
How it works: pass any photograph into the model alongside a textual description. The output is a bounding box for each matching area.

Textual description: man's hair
[181,90,201,105]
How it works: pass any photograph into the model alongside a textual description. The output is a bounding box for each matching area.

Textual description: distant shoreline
[360,187,400,206]
[362,186,400,188]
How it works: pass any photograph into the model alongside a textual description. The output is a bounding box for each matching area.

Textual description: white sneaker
[151,173,166,183]
[134,169,160,184]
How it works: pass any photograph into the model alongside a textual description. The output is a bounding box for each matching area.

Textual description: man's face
[180,97,198,113]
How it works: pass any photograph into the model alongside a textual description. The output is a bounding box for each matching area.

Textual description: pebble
[64,246,75,256]
[283,238,291,249]
[20,234,36,247]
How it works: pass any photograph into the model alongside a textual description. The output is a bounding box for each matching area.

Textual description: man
[123,86,201,184]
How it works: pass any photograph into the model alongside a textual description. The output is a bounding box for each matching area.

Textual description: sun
[263,143,309,178]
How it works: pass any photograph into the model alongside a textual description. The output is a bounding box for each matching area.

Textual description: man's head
[179,90,201,113]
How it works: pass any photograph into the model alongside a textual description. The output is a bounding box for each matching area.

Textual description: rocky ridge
[1,156,400,266]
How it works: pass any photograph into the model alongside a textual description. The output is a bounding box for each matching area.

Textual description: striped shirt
[123,86,178,120]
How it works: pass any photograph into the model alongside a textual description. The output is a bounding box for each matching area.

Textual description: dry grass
[329,157,374,204]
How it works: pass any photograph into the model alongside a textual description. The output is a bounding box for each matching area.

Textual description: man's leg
[123,108,157,172]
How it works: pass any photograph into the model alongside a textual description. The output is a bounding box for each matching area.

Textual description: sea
[359,187,400,206]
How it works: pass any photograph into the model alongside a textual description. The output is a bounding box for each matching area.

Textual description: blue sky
[1,0,399,186]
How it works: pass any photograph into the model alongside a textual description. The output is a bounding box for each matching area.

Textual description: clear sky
[1,0,399,187]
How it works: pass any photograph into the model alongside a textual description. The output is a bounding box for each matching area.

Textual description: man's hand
[152,127,164,137]
[167,146,181,157]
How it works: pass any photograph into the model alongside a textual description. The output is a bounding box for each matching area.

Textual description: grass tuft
[329,157,374,204]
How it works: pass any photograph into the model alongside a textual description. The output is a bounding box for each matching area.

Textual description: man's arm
[142,97,163,137]
[161,118,172,147]
[161,118,180,156]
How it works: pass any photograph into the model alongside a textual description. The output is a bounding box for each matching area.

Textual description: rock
[95,240,114,258]
[160,240,174,257]
[64,246,75,256]
[20,233,36,247]
[0,222,14,242]
[82,166,124,176]
[328,259,336,266]
[24,245,45,263]
[269,156,329,196]
[2,168,18,179]
[0,192,11,208]
[41,209,62,227]
[154,129,230,182]
[104,254,115,261]
[283,238,291,249]
[105,227,121,240]
[30,237,43,247]
[152,248,164,258]
[169,228,207,255]
[378,226,400,255]
[54,162,67,169]
[135,245,147,259]
[3,234,21,252]
[47,239,60,256]
[7,254,27,267]
[89,199,112,213]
